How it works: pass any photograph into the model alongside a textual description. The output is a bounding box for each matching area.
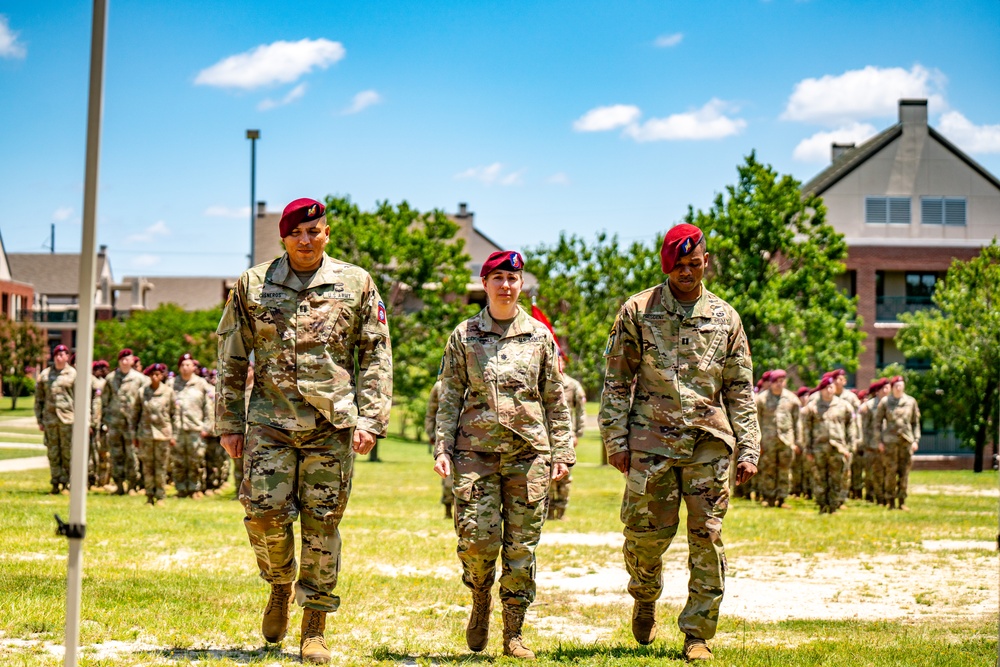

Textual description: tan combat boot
[466,588,492,652]
[631,600,657,645]
[501,606,535,659]
[300,608,330,664]
[261,582,293,643]
[683,634,713,661]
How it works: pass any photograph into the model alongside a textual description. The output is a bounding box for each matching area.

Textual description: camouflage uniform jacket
[434,306,574,465]
[216,254,392,435]
[859,395,881,451]
[35,365,76,426]
[599,282,760,463]
[425,380,441,441]
[756,388,801,450]
[102,368,148,438]
[132,382,177,441]
[875,393,921,445]
[802,394,856,455]
[563,374,586,440]
[91,375,105,430]
[171,374,215,433]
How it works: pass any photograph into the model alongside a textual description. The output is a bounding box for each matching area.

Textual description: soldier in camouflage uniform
[171,353,214,499]
[434,250,573,660]
[876,376,921,511]
[131,363,176,506]
[549,357,585,520]
[89,360,110,488]
[802,376,857,514]
[790,385,813,498]
[859,379,889,504]
[35,345,76,494]
[822,369,862,498]
[199,367,228,494]
[102,348,148,495]
[599,225,759,662]
[216,198,392,665]
[425,379,453,518]
[754,369,800,508]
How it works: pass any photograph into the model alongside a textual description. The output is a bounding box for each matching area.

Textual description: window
[905,272,938,301]
[865,197,911,224]
[921,197,966,226]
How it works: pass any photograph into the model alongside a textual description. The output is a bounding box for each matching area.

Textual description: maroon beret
[279,198,325,237]
[143,362,167,376]
[823,369,846,381]
[769,369,787,381]
[868,378,888,393]
[118,348,133,360]
[660,223,704,274]
[761,370,773,382]
[92,360,109,370]
[890,375,904,385]
[796,386,811,397]
[855,389,868,400]
[480,250,524,277]
[53,345,69,355]
[816,376,834,392]
[178,352,195,368]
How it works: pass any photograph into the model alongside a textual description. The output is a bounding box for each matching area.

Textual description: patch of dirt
[540,531,623,547]
[910,484,999,498]
[921,539,996,551]
[0,551,63,562]
[529,611,614,642]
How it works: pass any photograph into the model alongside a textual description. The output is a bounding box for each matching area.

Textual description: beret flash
[178,352,195,368]
[279,198,326,238]
[660,223,704,274]
[143,363,168,376]
[890,375,904,386]
[480,250,524,277]
[53,345,69,355]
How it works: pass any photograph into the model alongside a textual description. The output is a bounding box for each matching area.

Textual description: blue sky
[1,0,999,278]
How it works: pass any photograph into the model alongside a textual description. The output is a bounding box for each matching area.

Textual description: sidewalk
[0,456,47,472]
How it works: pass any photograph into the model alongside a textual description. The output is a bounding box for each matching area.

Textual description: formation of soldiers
[34,346,228,505]
[748,368,922,513]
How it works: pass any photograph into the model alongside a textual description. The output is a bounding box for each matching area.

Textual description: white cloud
[195,38,345,90]
[204,205,252,219]
[0,15,26,59]
[624,99,747,142]
[126,220,170,244]
[343,89,382,115]
[573,104,641,132]
[454,163,524,186]
[653,33,683,48]
[130,254,160,269]
[52,207,73,222]
[938,111,1000,154]
[782,65,947,125]
[792,122,879,162]
[547,172,571,186]
[258,83,307,111]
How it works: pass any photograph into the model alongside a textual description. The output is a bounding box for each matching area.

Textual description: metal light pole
[246,129,259,268]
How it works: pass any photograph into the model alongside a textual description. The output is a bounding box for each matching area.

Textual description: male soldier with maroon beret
[600,223,759,661]
[791,385,813,498]
[102,347,148,495]
[755,369,800,508]
[859,378,890,504]
[35,344,76,494]
[876,376,921,511]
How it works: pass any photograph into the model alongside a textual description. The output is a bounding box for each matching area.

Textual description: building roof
[125,276,233,311]
[7,252,110,296]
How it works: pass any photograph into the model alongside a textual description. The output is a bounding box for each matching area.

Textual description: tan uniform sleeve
[723,311,760,465]
[599,304,642,458]
[573,380,586,440]
[215,276,253,435]
[354,276,393,437]
[541,339,574,466]
[911,400,921,445]
[425,381,440,442]
[34,371,46,427]
[874,400,887,443]
[434,329,466,459]
[791,399,802,450]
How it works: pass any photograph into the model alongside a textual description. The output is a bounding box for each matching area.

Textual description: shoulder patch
[377,301,387,324]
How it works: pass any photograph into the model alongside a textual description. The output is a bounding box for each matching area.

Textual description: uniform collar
[478,305,532,339]
[270,254,344,292]
[658,281,714,319]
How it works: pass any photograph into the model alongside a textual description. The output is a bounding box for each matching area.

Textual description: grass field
[1,436,997,666]
[0,447,45,461]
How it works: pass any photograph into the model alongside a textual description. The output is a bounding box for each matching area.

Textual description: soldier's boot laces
[261,583,293,643]
[502,606,535,660]
[300,609,330,664]
[631,600,657,645]
[683,634,713,661]
[466,589,492,652]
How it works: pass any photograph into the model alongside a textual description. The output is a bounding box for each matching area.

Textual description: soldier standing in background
[735,370,771,500]
[549,356,586,520]
[825,369,862,498]
[200,367,228,494]
[876,376,921,511]
[600,224,758,661]
[217,198,392,664]
[89,360,109,488]
[424,378,453,519]
[790,385,813,498]
[171,353,214,499]
[132,363,176,506]
[35,344,76,494]
[802,376,856,514]
[103,348,148,495]
[754,369,800,508]
[859,379,889,505]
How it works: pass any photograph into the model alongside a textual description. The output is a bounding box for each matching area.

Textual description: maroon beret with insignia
[279,198,326,238]
[118,348,133,360]
[868,378,888,393]
[889,375,904,386]
[815,376,834,392]
[823,369,846,381]
[796,386,811,397]
[92,360,109,370]
[53,345,69,355]
[660,223,704,274]
[178,352,195,368]
[143,362,168,376]
[769,369,787,381]
[480,250,524,277]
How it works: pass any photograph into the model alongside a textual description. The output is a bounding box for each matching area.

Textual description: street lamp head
[246,129,260,140]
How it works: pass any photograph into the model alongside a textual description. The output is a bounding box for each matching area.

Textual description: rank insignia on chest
[681,337,689,345]
[299,304,309,314]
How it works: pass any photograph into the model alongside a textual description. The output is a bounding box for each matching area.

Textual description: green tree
[684,152,864,384]
[323,196,475,452]
[94,304,223,372]
[0,316,47,409]
[896,241,1000,472]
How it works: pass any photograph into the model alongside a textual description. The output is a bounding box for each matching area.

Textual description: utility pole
[246,129,260,268]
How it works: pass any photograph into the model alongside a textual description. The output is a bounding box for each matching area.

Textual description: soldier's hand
[609,452,629,474]
[552,462,570,481]
[434,454,452,478]
[352,429,377,455]
[877,442,884,453]
[221,433,244,458]
[38,425,45,432]
[169,438,176,447]
[735,461,757,486]
[200,430,208,438]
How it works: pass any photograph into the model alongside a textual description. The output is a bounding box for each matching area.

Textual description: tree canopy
[94,304,222,372]
[0,316,46,408]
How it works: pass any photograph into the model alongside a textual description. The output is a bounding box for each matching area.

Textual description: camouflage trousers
[549,475,572,511]
[850,448,866,495]
[233,455,245,491]
[138,438,170,500]
[810,444,849,511]
[106,426,140,487]
[452,448,550,609]
[204,435,229,491]
[440,472,454,506]
[791,449,812,498]
[864,446,885,503]
[756,437,792,502]
[240,422,354,613]
[882,437,914,504]
[172,431,206,496]
[93,429,111,487]
[44,422,73,487]
[622,439,731,641]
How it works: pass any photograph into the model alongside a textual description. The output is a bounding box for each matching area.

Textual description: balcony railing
[16,309,79,323]
[875,295,934,322]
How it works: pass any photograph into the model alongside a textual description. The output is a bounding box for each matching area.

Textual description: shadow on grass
[142,644,290,662]
[370,644,684,663]
[372,645,497,662]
